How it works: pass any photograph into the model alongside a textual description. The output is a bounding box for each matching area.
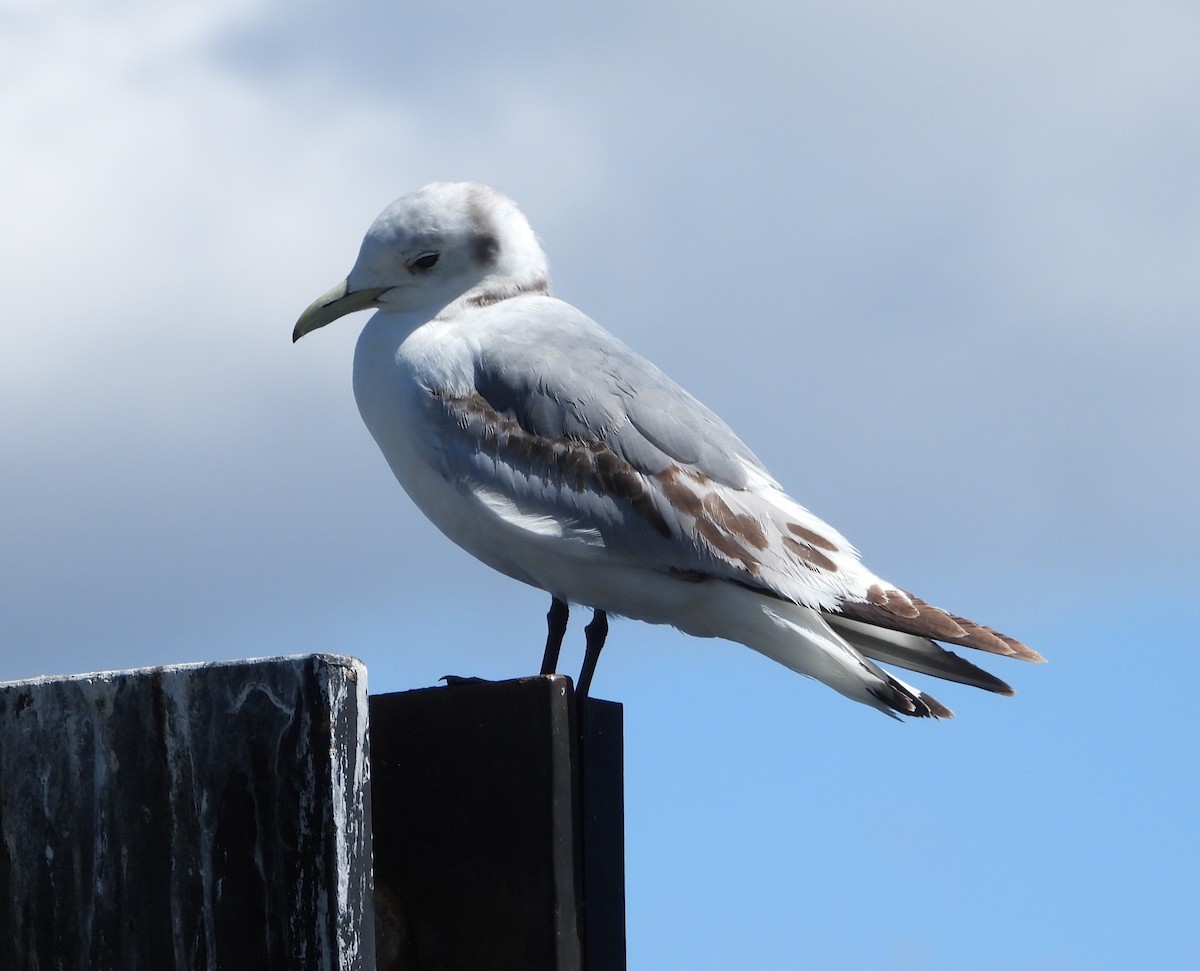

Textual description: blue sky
[3,2,1197,967]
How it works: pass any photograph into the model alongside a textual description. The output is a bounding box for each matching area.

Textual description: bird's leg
[576,609,608,700]
[540,597,570,675]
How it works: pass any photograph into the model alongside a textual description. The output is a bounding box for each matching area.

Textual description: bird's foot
[440,675,492,686]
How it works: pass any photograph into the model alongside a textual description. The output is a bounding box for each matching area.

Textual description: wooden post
[0,654,373,971]
[578,696,626,971]
[369,675,626,971]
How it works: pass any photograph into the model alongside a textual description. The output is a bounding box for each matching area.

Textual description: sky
[3,1,1198,967]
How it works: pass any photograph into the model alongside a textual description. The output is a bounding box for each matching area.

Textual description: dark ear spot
[473,233,499,266]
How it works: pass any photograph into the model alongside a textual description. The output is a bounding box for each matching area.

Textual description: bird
[293,181,1043,718]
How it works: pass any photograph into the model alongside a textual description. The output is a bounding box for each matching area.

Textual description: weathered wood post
[0,654,373,971]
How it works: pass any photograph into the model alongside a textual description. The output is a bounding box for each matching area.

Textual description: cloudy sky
[4,1,1197,967]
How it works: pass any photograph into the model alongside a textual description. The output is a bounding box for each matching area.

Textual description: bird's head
[293,181,550,341]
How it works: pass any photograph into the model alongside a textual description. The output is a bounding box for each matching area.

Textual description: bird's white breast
[351,311,570,591]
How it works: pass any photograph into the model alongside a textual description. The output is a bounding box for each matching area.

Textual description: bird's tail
[680,583,955,719]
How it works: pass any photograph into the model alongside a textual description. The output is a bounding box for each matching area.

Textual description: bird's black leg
[576,609,608,700]
[540,597,570,675]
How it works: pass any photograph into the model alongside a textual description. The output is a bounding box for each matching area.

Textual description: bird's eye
[411,252,440,271]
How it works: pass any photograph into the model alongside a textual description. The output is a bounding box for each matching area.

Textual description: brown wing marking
[834,584,1045,662]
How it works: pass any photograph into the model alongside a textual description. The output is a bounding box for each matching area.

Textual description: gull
[294,182,1043,718]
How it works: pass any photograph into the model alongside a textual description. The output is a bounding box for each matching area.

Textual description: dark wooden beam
[369,675,625,971]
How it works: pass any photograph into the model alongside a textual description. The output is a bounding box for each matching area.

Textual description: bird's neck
[436,273,551,320]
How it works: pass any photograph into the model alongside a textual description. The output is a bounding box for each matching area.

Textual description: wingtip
[870,683,955,720]
[923,696,955,719]
[837,592,1046,665]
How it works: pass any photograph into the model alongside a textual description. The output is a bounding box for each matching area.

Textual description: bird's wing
[826,589,1044,661]
[414,297,870,611]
